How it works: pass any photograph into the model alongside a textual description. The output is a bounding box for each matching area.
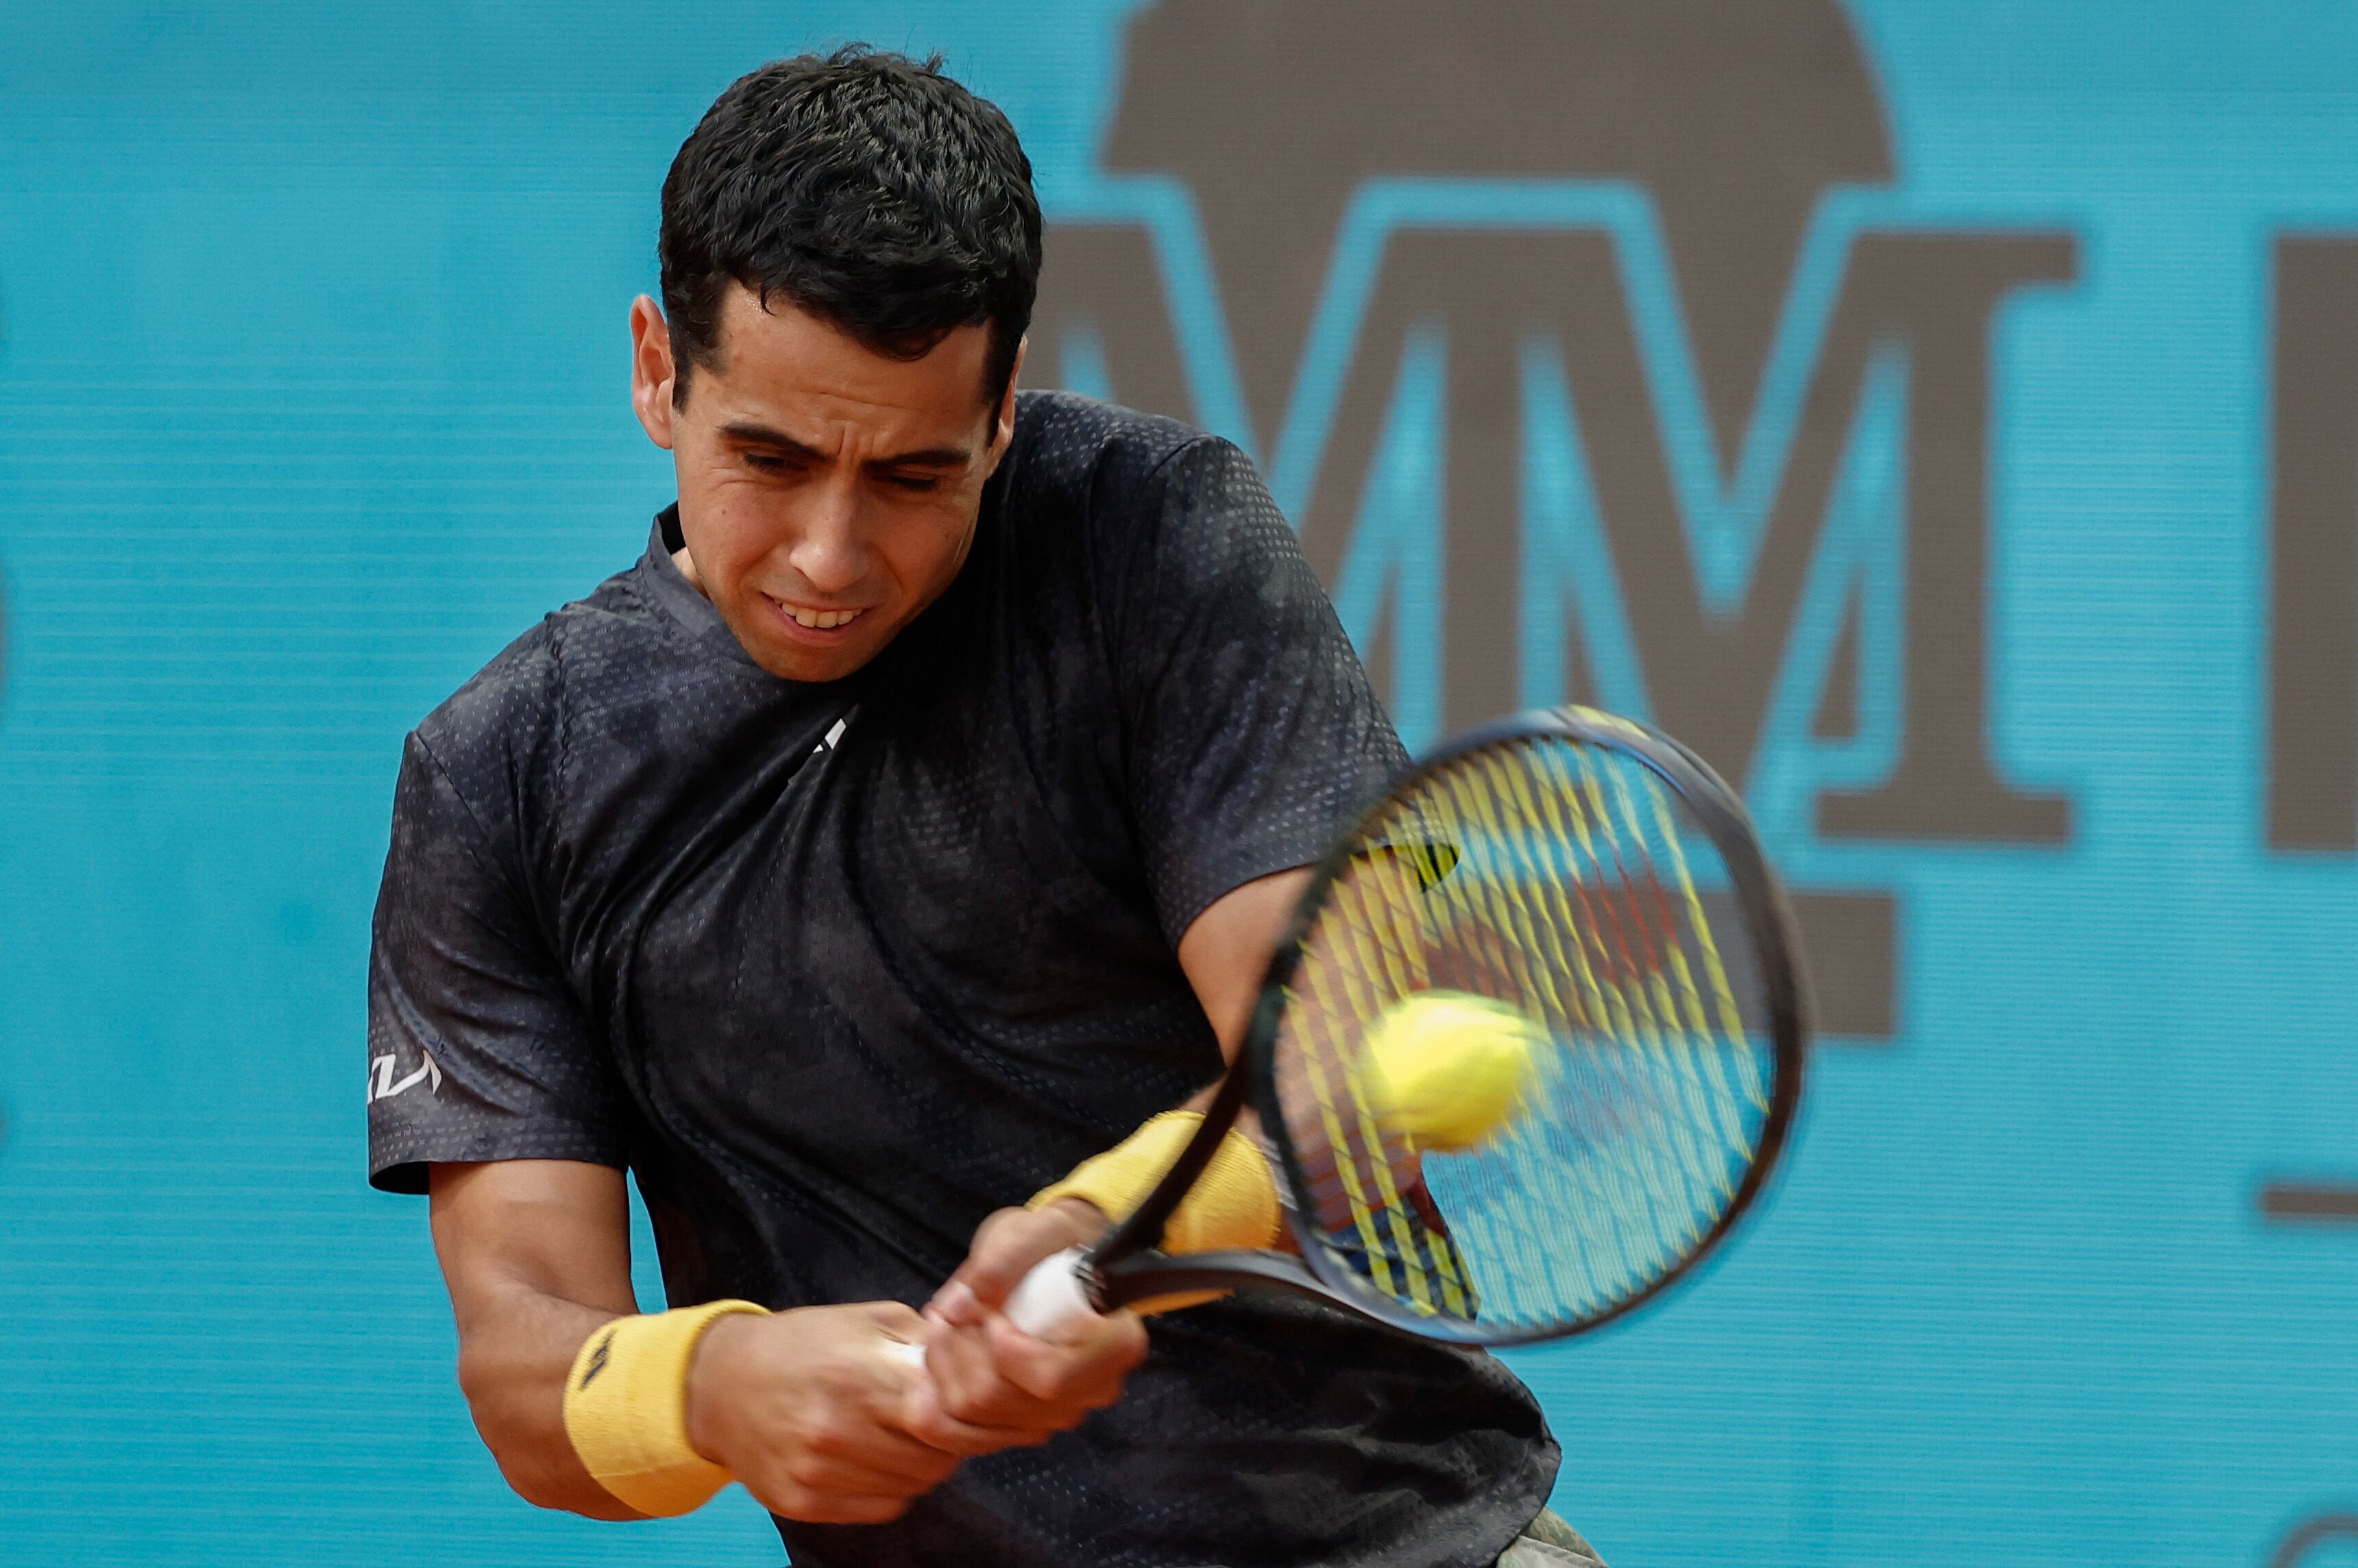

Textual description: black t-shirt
[365,393,1557,1567]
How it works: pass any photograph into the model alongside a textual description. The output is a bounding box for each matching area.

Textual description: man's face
[629,285,1019,682]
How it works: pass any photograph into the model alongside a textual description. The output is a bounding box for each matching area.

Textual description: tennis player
[365,47,1600,1568]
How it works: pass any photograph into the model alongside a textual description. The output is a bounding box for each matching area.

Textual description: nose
[786,477,872,596]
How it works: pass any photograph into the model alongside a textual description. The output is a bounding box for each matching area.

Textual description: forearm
[428,1160,644,1519]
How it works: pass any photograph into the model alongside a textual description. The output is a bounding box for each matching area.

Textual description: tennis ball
[1358,992,1541,1151]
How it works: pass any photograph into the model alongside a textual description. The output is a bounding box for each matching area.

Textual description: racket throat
[1091,1248,1335,1314]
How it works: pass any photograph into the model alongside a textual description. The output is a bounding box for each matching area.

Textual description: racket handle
[1004,1246,1097,1338]
[882,1248,1100,1375]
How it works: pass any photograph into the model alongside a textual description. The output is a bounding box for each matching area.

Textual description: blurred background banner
[1,2,2355,1563]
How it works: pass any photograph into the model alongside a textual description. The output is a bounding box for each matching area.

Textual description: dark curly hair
[659,47,1042,406]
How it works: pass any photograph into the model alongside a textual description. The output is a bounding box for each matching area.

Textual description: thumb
[860,1299,932,1356]
[938,1202,1106,1319]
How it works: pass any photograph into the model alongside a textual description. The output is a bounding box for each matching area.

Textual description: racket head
[1245,705,1808,1346]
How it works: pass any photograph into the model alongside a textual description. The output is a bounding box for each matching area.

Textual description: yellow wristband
[1029,1110,1283,1255]
[562,1299,769,1517]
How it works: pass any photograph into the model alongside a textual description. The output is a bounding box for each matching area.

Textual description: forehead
[699,285,995,432]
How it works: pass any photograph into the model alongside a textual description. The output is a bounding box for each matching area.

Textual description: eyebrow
[719,421,973,471]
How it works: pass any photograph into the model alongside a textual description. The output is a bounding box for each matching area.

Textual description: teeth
[786,604,862,630]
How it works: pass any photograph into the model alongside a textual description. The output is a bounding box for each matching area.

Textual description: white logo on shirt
[368,1049,443,1105]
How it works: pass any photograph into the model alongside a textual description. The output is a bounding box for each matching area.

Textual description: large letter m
[1034,182,2076,1041]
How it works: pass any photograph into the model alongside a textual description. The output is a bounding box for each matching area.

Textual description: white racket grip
[882,1247,1099,1373]
[1003,1245,1097,1338]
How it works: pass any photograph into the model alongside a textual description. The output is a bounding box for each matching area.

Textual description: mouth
[764,595,873,645]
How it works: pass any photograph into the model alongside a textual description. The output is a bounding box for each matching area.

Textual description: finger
[924,1315,1112,1434]
[859,1299,932,1338]
[897,1353,997,1451]
[927,1308,1144,1431]
[985,1307,1148,1410]
[773,1364,969,1490]
[906,1408,1056,1455]
[939,1202,1105,1314]
[934,1208,1036,1314]
[777,1424,965,1491]
[928,1279,984,1329]
[753,1482,922,1527]
[923,1317,1056,1428]
[900,1372,1056,1456]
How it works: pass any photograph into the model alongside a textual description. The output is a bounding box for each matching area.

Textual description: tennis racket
[933,705,1806,1349]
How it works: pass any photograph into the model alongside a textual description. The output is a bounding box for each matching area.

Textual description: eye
[882,473,945,494]
[744,452,792,474]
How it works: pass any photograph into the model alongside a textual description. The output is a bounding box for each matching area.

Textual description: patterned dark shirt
[365,393,1557,1567]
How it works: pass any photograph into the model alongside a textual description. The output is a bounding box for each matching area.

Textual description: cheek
[684,469,786,576]
[880,502,980,596]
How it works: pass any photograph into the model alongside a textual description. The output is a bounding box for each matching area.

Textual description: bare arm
[1176,866,1313,1066]
[428,1160,645,1519]
[429,1159,1047,1525]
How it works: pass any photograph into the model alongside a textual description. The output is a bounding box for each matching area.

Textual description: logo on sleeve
[367,1048,443,1105]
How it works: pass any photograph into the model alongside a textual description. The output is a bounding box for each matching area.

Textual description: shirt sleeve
[1105,435,1411,944]
[365,731,629,1194]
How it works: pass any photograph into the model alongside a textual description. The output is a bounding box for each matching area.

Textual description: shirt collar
[635,504,762,669]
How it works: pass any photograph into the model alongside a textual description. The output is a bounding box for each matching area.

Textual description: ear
[984,336,1026,474]
[629,295,678,450]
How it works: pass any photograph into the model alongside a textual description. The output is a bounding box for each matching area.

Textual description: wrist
[682,1308,759,1466]
[1041,1196,1113,1247]
[563,1299,768,1517]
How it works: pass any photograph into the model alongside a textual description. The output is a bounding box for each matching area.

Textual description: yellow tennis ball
[1358,992,1541,1151]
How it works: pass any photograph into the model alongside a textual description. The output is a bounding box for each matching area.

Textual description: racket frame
[1071,705,1810,1346]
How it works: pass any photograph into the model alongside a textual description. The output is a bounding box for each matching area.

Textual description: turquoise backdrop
[2,4,2356,1564]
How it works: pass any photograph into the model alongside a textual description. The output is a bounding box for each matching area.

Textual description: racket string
[1284,870,1470,1316]
[1273,733,1780,1333]
[1562,746,1738,1234]
[1455,752,1700,1297]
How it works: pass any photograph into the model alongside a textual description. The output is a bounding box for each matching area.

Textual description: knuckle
[908,1405,969,1449]
[1032,1353,1095,1402]
[972,1207,1023,1248]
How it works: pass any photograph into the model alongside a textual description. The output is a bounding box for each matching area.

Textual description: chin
[757,648,858,683]
[755,631,882,683]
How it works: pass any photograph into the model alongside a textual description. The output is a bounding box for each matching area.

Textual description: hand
[916,1200,1148,1441]
[683,1301,1003,1525]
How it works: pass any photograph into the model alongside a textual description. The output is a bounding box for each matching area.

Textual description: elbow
[491,1449,609,1517]
[454,1346,639,1520]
